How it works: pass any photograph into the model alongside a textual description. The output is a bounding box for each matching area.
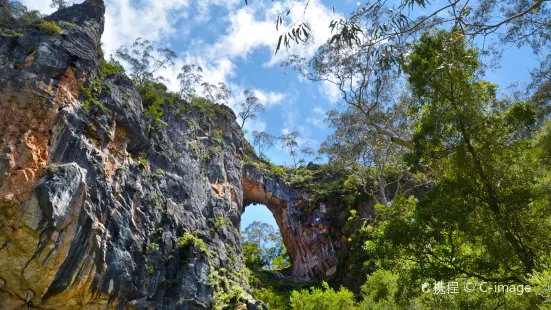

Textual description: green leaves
[290,282,358,310]
[328,19,362,48]
[275,22,311,54]
[381,30,551,286]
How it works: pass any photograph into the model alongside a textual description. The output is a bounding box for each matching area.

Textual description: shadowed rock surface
[0,1,354,308]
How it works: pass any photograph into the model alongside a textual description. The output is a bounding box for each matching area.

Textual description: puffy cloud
[102,0,191,54]
[255,90,286,107]
[208,0,341,65]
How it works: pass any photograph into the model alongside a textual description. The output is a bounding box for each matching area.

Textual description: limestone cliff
[0,1,356,309]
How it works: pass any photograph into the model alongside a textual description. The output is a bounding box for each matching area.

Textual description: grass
[39,20,62,35]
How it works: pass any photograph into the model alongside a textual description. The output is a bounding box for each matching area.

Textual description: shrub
[213,216,226,232]
[137,156,148,168]
[361,269,398,304]
[138,81,179,128]
[181,97,232,121]
[100,59,125,77]
[39,20,62,35]
[247,268,314,310]
[290,282,358,310]
[177,232,209,263]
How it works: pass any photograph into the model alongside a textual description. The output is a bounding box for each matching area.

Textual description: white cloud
[313,107,325,114]
[102,0,191,55]
[254,90,286,107]
[319,80,341,104]
[207,0,341,65]
[194,0,241,24]
[230,85,286,108]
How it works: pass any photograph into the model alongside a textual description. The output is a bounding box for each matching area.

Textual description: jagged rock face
[0,1,254,309]
[242,166,347,281]
[0,0,350,308]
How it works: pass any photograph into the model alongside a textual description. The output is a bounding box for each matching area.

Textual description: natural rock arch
[241,165,344,281]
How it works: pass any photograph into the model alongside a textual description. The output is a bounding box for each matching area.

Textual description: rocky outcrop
[0,0,353,308]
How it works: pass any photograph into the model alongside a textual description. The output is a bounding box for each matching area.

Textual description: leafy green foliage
[243,242,265,270]
[78,47,126,114]
[100,58,125,77]
[290,282,357,310]
[137,80,179,128]
[356,32,551,310]
[177,232,209,263]
[248,268,316,310]
[79,78,108,113]
[180,96,232,121]
[242,221,289,269]
[212,216,227,233]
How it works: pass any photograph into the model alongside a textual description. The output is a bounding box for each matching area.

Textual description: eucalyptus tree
[320,97,423,208]
[252,0,551,146]
[237,90,264,128]
[280,131,300,168]
[244,0,550,59]
[529,55,551,123]
[371,30,551,284]
[285,40,413,149]
[201,82,231,106]
[177,64,203,101]
[242,221,285,268]
[252,130,276,158]
[115,38,177,87]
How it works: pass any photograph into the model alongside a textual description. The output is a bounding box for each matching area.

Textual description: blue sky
[21,0,543,231]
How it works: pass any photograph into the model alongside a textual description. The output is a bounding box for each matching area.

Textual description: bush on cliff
[39,20,61,35]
